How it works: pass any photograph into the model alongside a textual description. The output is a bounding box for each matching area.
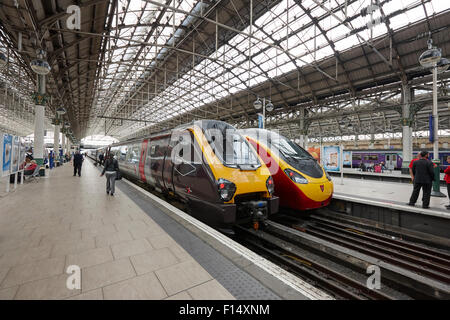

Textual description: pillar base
[431,190,446,198]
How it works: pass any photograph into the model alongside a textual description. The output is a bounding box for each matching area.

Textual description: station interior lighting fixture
[56,107,66,116]
[253,98,262,110]
[253,98,274,112]
[436,57,450,74]
[30,49,51,75]
[419,39,442,69]
[0,52,7,70]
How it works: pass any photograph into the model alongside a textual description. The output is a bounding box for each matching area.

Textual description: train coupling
[243,200,268,231]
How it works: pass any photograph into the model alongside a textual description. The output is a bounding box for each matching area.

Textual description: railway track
[235,225,395,300]
[93,159,450,299]
[259,212,450,299]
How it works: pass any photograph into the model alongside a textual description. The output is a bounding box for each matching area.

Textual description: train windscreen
[199,121,260,169]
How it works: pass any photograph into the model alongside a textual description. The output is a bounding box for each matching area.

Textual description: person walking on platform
[100,154,119,196]
[407,151,434,209]
[444,156,450,210]
[73,150,84,177]
[98,152,104,166]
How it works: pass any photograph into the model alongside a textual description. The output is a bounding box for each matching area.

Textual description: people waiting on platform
[445,156,450,210]
[100,154,119,196]
[98,152,104,166]
[359,162,367,172]
[409,154,421,182]
[73,150,84,177]
[407,151,434,209]
[23,155,38,177]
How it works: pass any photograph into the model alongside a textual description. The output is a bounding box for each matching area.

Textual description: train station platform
[0,159,328,300]
[331,176,450,220]
[329,168,445,185]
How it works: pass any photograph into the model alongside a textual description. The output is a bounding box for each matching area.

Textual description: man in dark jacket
[98,152,104,166]
[73,151,84,177]
[408,151,435,209]
[100,154,119,196]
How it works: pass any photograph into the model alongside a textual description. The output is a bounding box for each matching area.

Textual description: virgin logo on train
[320,185,324,192]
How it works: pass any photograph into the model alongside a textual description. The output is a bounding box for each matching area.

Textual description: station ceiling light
[30,49,51,75]
[436,57,450,74]
[253,98,262,110]
[419,39,441,69]
[56,107,66,116]
[30,59,51,75]
[265,101,274,112]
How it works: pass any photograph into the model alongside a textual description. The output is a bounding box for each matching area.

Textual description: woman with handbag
[100,154,119,196]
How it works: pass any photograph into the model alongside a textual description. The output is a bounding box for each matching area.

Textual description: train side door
[162,133,176,193]
[171,130,196,202]
[387,153,397,170]
[149,137,168,191]
[139,139,148,183]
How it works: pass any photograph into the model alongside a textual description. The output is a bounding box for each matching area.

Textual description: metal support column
[431,65,445,197]
[54,124,60,166]
[401,84,412,174]
[61,134,65,163]
[33,74,46,175]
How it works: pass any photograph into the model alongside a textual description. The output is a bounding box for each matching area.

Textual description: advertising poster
[11,136,20,173]
[343,150,352,166]
[2,134,12,176]
[323,145,340,172]
[307,147,321,162]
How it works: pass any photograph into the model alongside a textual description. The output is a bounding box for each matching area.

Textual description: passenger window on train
[150,145,156,156]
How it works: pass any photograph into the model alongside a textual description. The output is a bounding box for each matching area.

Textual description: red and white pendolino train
[91,120,333,231]
[240,128,333,211]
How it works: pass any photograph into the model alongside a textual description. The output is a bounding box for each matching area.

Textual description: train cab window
[352,154,362,160]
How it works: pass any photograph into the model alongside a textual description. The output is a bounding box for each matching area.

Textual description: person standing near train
[407,151,434,209]
[409,153,421,182]
[73,150,84,177]
[444,156,450,210]
[100,154,119,196]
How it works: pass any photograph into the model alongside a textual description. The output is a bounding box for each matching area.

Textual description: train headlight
[284,169,308,184]
[266,176,274,195]
[217,178,236,202]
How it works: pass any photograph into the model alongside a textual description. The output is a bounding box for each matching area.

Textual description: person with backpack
[100,154,119,196]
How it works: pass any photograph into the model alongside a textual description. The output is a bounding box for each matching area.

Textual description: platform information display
[323,145,341,172]
[2,133,12,176]
[343,151,352,166]
[11,136,20,174]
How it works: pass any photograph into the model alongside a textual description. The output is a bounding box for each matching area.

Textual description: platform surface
[332,176,450,218]
[340,168,445,181]
[0,159,275,300]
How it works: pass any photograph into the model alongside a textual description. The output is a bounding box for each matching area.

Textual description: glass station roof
[87,0,448,138]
